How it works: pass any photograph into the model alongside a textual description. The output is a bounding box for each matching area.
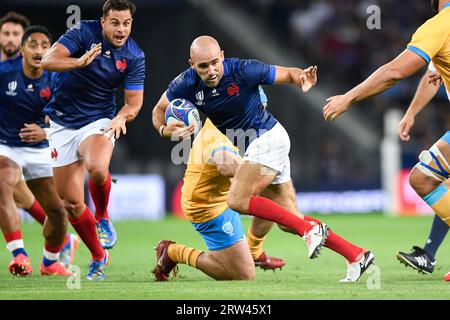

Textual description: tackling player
[0,11,79,268]
[322,0,450,282]
[153,36,374,282]
[0,26,73,276]
[395,63,449,280]
[41,0,145,281]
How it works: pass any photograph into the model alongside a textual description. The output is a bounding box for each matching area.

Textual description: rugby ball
[165,98,201,136]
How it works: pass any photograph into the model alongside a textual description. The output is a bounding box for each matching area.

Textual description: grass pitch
[0,214,448,300]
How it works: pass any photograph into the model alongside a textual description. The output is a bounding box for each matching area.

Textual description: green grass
[0,214,449,300]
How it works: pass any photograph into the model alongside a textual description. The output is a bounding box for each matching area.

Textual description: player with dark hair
[323,0,450,281]
[41,0,145,281]
[0,12,30,61]
[153,36,374,282]
[0,25,74,276]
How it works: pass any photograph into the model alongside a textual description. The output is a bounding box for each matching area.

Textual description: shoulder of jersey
[0,56,21,74]
[124,36,145,59]
[173,67,197,87]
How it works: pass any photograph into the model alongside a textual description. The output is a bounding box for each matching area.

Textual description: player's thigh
[210,240,256,280]
[229,161,277,198]
[26,177,65,217]
[79,134,114,171]
[0,156,21,195]
[53,161,85,204]
[13,179,35,209]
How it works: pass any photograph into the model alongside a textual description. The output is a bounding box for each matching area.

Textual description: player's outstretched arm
[398,70,441,141]
[42,43,102,72]
[212,150,241,177]
[274,65,318,93]
[152,91,194,139]
[105,89,143,139]
[323,50,426,122]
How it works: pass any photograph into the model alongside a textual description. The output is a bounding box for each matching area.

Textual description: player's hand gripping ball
[165,98,202,137]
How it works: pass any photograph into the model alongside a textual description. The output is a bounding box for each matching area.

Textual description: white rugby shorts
[242,122,291,184]
[0,144,53,181]
[48,118,115,167]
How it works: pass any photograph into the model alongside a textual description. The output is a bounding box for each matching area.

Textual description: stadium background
[3,0,447,219]
[0,0,449,301]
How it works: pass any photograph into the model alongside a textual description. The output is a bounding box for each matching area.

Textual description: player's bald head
[189,36,225,88]
[190,36,221,62]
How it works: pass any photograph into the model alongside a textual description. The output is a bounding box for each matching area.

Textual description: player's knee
[409,168,439,197]
[227,196,249,214]
[232,267,256,281]
[63,200,84,217]
[88,166,109,185]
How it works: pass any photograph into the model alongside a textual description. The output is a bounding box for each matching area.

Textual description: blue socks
[423,214,449,261]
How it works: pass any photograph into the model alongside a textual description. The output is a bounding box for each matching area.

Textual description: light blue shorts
[192,207,245,251]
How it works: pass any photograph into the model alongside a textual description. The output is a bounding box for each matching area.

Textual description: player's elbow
[382,64,406,83]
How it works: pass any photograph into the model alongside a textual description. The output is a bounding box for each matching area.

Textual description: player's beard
[2,46,19,59]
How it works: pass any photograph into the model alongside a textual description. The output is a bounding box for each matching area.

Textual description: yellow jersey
[407,3,450,91]
[181,118,239,223]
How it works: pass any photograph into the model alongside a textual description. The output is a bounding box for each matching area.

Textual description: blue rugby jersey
[0,56,52,148]
[43,20,145,129]
[166,58,278,149]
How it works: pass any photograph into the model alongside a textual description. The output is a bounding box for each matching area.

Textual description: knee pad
[416,144,450,182]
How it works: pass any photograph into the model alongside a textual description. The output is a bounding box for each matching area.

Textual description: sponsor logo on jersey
[26,84,34,92]
[211,88,220,97]
[6,81,17,96]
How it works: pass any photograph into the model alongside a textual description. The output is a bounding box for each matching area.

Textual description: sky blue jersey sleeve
[240,59,276,87]
[57,22,85,56]
[124,53,145,91]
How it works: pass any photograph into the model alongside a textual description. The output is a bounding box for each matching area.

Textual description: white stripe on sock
[6,240,24,253]
[43,249,60,261]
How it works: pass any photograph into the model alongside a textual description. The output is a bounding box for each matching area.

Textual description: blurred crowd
[229,0,450,188]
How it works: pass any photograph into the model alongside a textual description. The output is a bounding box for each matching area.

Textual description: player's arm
[323,49,427,121]
[398,70,441,141]
[151,91,194,139]
[211,149,241,177]
[105,89,143,139]
[42,42,102,72]
[273,65,317,93]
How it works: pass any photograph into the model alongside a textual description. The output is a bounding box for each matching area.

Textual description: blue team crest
[222,221,234,235]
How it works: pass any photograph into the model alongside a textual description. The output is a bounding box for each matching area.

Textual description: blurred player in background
[153,36,374,282]
[0,11,78,268]
[323,0,450,282]
[396,63,449,279]
[0,26,73,276]
[41,0,145,281]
